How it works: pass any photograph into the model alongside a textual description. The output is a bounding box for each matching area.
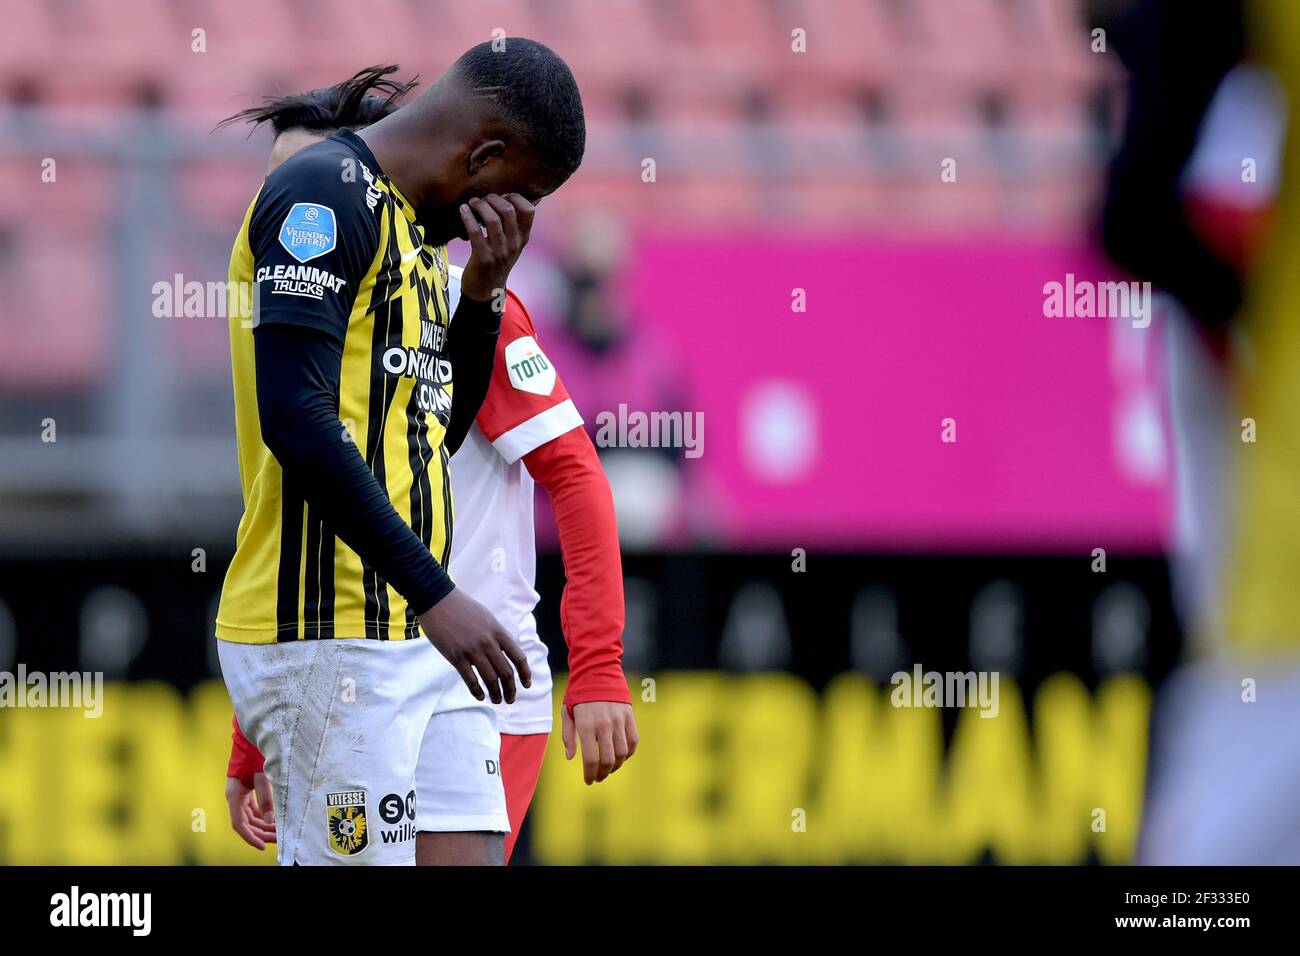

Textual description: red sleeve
[474,292,582,462]
[523,426,630,710]
[227,713,265,788]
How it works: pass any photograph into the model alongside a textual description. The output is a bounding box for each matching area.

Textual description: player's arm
[443,301,502,455]
[226,713,264,788]
[523,427,637,785]
[473,294,636,784]
[248,157,529,703]
[225,715,275,850]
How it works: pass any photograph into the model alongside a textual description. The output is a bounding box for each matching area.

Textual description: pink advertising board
[619,233,1173,553]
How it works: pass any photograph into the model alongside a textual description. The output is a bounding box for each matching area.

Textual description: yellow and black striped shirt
[217,130,454,643]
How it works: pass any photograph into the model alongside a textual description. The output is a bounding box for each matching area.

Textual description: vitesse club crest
[326,790,369,856]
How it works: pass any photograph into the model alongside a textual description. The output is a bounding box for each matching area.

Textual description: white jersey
[445,266,583,734]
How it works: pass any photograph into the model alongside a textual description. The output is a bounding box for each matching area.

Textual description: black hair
[215,64,417,135]
[451,38,585,180]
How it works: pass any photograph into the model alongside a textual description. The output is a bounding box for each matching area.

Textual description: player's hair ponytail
[213,64,418,136]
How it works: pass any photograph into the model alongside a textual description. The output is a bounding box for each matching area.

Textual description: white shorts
[218,637,509,866]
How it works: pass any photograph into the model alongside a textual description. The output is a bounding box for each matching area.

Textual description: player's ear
[466,139,506,176]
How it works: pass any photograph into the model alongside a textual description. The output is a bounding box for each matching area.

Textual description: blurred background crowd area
[0,0,1118,230]
[0,0,1139,550]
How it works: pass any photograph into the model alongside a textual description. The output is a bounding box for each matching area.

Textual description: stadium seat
[544,0,669,91]
[176,160,267,225]
[770,97,874,178]
[37,0,192,107]
[1009,0,1101,91]
[768,0,904,94]
[304,0,427,80]
[11,159,117,237]
[0,0,53,90]
[0,236,110,387]
[164,0,302,107]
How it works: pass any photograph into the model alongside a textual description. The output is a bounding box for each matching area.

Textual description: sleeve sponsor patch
[278,203,337,263]
[503,336,556,396]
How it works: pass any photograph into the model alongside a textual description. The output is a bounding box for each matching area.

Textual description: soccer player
[216,40,587,866]
[223,67,638,864]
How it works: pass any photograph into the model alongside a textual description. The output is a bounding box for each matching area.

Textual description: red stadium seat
[301,0,426,82]
[663,0,779,93]
[36,0,188,106]
[544,0,668,91]
[0,0,52,88]
[176,160,266,225]
[164,0,302,107]
[769,97,873,175]
[435,0,551,50]
[1010,0,1102,91]
[0,236,110,387]
[10,159,117,237]
[769,0,904,95]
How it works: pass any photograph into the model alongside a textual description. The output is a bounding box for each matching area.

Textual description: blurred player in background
[1103,0,1300,864]
[222,67,637,863]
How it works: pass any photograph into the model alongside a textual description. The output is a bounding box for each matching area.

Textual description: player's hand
[226,772,276,850]
[458,193,535,304]
[419,588,532,704]
[563,701,639,785]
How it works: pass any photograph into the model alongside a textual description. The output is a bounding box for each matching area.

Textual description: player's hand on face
[563,701,639,785]
[458,193,535,303]
[418,588,532,705]
[226,772,277,850]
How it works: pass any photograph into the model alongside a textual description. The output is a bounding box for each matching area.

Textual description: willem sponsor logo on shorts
[378,790,417,845]
[325,789,369,857]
